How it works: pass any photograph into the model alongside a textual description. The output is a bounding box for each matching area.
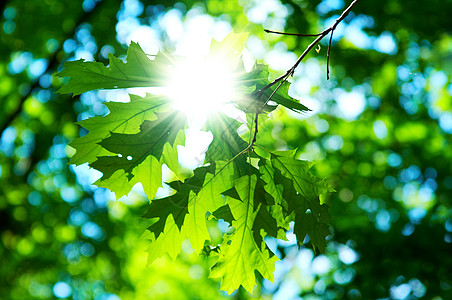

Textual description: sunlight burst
[167,56,239,116]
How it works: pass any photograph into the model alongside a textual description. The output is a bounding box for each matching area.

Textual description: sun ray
[166,54,244,117]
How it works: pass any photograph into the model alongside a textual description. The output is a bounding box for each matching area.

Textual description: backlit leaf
[57,33,336,294]
[182,161,236,252]
[271,151,334,253]
[95,155,162,200]
[204,112,249,176]
[57,42,173,95]
[210,175,278,293]
[68,93,168,166]
[91,111,186,181]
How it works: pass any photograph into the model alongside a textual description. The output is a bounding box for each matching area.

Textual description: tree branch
[251,0,360,146]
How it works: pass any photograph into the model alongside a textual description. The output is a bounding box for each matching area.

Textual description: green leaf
[238,64,310,113]
[261,80,311,114]
[57,34,336,293]
[68,93,168,166]
[259,158,291,232]
[181,161,236,252]
[143,166,209,240]
[271,151,334,253]
[212,205,235,224]
[57,42,173,95]
[204,112,249,176]
[162,130,186,181]
[259,159,284,207]
[253,203,279,249]
[91,111,186,181]
[271,153,334,199]
[146,214,184,263]
[241,63,270,87]
[142,166,210,263]
[245,112,269,132]
[210,32,249,64]
[89,110,185,199]
[143,160,237,260]
[95,155,162,200]
[210,175,278,294]
[294,199,331,254]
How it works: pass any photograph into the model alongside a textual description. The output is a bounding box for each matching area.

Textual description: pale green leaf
[210,175,278,294]
[210,32,249,64]
[142,168,207,264]
[68,93,168,165]
[143,161,236,257]
[161,129,186,181]
[204,112,249,176]
[57,42,173,95]
[91,111,186,181]
[146,214,184,264]
[182,161,236,252]
[95,155,162,200]
[271,154,334,200]
[143,166,209,240]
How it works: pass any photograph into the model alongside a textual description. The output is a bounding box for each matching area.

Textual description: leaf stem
[264,29,321,37]
[326,28,335,80]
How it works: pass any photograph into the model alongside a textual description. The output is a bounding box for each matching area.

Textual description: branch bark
[251,0,360,145]
[263,0,359,93]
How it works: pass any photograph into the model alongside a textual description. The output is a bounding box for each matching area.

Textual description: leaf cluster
[57,33,333,293]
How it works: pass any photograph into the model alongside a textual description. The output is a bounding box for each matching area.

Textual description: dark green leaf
[271,151,334,253]
[212,205,235,224]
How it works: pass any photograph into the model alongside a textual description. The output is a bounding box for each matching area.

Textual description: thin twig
[252,94,261,144]
[326,29,335,80]
[250,0,360,146]
[250,76,287,146]
[261,0,359,93]
[264,29,321,37]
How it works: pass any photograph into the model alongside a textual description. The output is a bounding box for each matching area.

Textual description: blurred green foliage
[1,0,451,299]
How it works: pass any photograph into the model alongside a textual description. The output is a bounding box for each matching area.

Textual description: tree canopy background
[1,0,451,299]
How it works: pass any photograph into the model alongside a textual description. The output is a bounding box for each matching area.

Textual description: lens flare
[167,56,239,116]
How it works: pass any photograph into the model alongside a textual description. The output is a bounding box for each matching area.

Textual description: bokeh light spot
[53,282,72,299]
